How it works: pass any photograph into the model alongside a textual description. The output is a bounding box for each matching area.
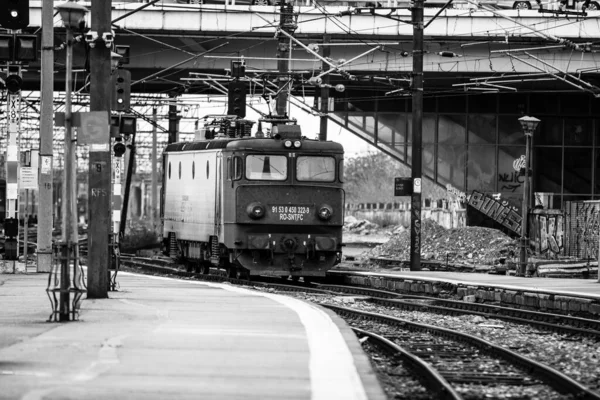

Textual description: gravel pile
[354,219,520,268]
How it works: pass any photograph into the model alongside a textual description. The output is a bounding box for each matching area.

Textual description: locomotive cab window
[296,156,335,182]
[246,155,287,180]
[229,156,243,181]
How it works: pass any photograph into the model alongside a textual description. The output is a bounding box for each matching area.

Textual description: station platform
[332,269,600,316]
[0,272,386,400]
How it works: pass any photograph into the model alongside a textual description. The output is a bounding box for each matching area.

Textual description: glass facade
[335,93,600,210]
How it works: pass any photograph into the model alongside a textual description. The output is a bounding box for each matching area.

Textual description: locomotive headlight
[284,139,293,148]
[293,140,302,148]
[317,204,333,221]
[247,202,266,219]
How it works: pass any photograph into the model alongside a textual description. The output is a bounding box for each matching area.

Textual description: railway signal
[113,140,126,157]
[0,0,30,30]
[0,33,37,63]
[4,71,22,94]
[110,114,136,138]
[111,68,131,111]
[228,80,247,118]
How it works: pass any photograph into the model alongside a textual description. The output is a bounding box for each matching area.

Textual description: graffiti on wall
[530,211,564,257]
[497,155,526,192]
[577,202,600,259]
[468,190,522,235]
[498,171,524,192]
[446,183,466,202]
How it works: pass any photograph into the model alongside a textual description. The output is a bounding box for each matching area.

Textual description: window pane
[529,93,559,115]
[533,147,562,193]
[563,148,591,194]
[468,114,496,144]
[379,113,408,145]
[246,155,287,180]
[468,95,496,113]
[499,93,527,114]
[560,94,590,115]
[438,95,466,113]
[439,115,466,145]
[467,145,496,192]
[424,114,436,144]
[498,115,526,145]
[297,156,335,182]
[438,145,465,189]
[564,118,592,146]
[424,144,435,179]
[536,117,562,146]
[377,120,393,146]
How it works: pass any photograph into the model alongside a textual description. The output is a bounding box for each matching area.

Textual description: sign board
[79,111,110,145]
[394,177,413,196]
[414,178,422,194]
[40,156,52,175]
[55,111,110,146]
[19,166,38,189]
[7,94,20,136]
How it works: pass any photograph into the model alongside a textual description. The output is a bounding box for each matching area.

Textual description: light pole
[518,116,540,277]
[56,1,88,321]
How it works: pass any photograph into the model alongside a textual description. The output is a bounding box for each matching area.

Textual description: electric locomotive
[161,116,344,280]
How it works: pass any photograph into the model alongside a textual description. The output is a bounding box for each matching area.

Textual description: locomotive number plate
[271,205,311,221]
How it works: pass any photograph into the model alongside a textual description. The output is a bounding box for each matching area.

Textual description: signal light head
[113,142,126,157]
[5,74,22,94]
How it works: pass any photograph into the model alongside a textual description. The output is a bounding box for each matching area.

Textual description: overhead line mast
[275,3,297,118]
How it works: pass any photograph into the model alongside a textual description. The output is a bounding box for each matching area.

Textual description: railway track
[353,327,462,400]
[114,255,600,399]
[328,305,600,400]
[315,284,600,338]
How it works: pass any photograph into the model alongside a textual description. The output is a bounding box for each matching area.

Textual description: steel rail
[353,327,463,400]
[324,304,600,400]
[317,283,600,332]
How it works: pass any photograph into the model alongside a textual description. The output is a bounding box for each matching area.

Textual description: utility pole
[38,0,54,273]
[87,0,112,298]
[275,3,296,117]
[168,93,179,144]
[151,107,158,232]
[410,0,424,271]
[4,63,21,265]
[319,34,330,141]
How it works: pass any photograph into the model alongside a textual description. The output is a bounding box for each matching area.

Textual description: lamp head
[55,1,88,30]
[518,115,540,136]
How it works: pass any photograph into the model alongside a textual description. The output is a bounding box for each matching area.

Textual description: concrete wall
[345,200,466,229]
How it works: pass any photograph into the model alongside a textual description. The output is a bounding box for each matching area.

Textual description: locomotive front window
[246,155,287,180]
[296,156,335,182]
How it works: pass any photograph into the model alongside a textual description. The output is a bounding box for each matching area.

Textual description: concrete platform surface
[340,270,600,300]
[0,272,386,400]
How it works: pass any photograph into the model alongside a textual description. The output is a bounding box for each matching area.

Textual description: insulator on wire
[308,76,323,86]
[437,51,461,58]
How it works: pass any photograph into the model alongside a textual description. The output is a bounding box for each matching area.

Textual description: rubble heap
[359,219,520,267]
